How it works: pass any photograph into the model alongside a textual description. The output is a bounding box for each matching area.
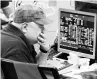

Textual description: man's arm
[4,48,35,63]
[36,51,49,65]
[2,39,35,63]
[36,32,51,65]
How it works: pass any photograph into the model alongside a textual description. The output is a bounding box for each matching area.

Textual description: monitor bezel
[58,8,97,59]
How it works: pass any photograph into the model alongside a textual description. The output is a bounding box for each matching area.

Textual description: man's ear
[21,23,28,33]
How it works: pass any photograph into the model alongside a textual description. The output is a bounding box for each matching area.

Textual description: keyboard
[47,49,59,59]
[47,58,73,71]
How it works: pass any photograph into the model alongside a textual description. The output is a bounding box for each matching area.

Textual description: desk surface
[59,63,97,79]
[47,58,97,79]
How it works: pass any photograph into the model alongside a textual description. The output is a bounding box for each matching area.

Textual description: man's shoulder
[1,30,30,59]
[2,30,21,40]
[1,31,27,48]
[1,30,36,63]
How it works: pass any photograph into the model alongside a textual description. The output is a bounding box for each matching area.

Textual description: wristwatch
[40,46,48,53]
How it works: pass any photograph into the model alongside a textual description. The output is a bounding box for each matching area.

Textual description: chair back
[1,58,60,79]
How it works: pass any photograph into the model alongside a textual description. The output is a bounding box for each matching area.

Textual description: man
[1,4,52,65]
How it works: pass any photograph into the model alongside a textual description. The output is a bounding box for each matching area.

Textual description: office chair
[1,58,60,79]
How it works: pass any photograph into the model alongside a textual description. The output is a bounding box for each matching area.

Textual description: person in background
[0,0,12,28]
[1,4,53,65]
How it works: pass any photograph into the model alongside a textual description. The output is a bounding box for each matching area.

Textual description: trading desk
[47,52,97,79]
[47,58,81,79]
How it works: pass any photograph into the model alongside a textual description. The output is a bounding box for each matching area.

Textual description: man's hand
[36,32,50,64]
[37,32,50,53]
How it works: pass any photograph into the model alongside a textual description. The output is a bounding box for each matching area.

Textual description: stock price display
[60,11,94,54]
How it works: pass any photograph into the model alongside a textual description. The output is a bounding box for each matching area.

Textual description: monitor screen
[58,8,97,59]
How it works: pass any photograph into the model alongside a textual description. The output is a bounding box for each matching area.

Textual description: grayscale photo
[1,0,97,79]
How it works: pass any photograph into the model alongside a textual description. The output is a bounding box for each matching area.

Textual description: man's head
[12,4,52,44]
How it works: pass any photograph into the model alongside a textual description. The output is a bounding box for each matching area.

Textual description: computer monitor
[58,8,97,59]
